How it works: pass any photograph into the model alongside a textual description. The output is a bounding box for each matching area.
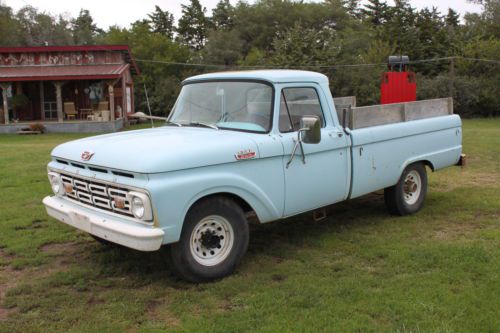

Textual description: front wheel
[384,163,428,216]
[170,197,249,282]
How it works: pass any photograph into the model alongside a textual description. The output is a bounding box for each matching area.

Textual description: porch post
[54,81,63,123]
[39,81,45,121]
[1,83,9,125]
[108,83,115,121]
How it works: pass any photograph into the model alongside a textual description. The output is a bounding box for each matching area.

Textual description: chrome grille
[60,173,134,217]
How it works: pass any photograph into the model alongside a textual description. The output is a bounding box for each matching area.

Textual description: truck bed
[331,98,461,199]
[334,97,454,130]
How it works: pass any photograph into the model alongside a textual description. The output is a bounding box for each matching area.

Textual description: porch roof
[0,63,129,82]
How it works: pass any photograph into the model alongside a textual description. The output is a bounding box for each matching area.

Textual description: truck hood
[51,127,260,173]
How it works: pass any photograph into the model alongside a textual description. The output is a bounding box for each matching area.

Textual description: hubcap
[403,170,421,205]
[190,215,234,266]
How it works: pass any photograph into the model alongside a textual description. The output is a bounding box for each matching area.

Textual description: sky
[5,0,482,29]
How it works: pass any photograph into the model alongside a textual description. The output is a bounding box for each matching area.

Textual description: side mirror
[299,116,321,144]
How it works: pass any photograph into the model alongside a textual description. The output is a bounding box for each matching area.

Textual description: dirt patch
[147,298,181,327]
[433,221,491,241]
[0,266,23,321]
[431,169,500,193]
[40,241,80,255]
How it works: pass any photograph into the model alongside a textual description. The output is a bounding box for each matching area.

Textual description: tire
[384,162,428,216]
[170,197,249,283]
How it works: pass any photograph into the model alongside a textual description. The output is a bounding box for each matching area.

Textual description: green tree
[15,6,73,46]
[361,0,389,26]
[177,0,209,51]
[445,8,460,27]
[270,23,341,67]
[0,4,24,46]
[204,29,241,65]
[212,0,234,30]
[148,5,175,39]
[72,9,99,44]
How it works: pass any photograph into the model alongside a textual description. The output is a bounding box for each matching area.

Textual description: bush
[29,123,46,133]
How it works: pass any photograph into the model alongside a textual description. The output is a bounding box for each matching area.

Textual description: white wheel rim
[190,215,234,266]
[403,170,422,205]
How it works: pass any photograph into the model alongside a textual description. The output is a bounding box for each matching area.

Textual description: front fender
[147,158,284,244]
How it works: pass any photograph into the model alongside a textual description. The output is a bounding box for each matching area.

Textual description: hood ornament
[81,151,94,161]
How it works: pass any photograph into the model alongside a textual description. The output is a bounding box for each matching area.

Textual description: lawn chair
[63,102,78,120]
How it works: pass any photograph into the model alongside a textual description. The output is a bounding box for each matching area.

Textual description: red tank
[381,56,416,104]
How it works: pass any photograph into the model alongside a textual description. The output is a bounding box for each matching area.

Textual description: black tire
[384,162,428,216]
[170,197,249,283]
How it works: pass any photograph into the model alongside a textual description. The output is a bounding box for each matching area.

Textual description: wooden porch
[0,118,125,134]
[0,79,129,125]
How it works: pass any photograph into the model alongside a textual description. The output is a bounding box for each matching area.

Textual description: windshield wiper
[165,121,182,127]
[185,122,219,130]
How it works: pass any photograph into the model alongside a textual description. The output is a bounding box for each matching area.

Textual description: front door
[278,84,350,216]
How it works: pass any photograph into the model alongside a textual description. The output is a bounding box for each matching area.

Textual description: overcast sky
[6,0,482,29]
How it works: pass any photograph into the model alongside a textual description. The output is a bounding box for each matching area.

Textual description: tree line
[0,0,498,117]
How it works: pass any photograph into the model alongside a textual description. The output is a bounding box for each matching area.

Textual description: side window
[279,87,325,132]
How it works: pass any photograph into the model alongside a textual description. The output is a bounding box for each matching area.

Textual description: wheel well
[421,160,435,172]
[191,193,254,214]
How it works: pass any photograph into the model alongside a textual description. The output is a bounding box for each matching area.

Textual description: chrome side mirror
[300,116,321,144]
[286,115,322,168]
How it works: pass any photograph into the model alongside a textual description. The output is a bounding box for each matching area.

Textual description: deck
[0,118,124,134]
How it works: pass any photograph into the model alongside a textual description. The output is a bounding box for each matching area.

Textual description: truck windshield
[168,81,273,133]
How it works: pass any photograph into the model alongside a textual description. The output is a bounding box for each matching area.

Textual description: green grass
[0,119,499,332]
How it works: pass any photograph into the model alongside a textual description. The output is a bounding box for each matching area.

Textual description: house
[0,45,140,133]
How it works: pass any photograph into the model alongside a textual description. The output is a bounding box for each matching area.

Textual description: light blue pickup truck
[43,70,463,282]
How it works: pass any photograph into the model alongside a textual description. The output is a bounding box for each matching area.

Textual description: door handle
[329,131,343,138]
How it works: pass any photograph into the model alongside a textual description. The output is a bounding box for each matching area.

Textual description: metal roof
[183,70,329,84]
[0,45,140,75]
[0,63,129,82]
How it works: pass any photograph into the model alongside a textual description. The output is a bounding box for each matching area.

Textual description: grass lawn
[0,119,499,332]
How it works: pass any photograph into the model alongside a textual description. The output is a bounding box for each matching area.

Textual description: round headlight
[48,172,63,196]
[131,196,145,219]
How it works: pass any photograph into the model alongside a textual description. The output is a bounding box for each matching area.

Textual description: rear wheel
[170,197,249,282]
[384,163,427,216]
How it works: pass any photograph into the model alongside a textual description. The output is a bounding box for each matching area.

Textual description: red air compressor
[380,55,416,104]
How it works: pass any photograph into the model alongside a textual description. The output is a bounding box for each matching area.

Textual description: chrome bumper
[43,196,164,251]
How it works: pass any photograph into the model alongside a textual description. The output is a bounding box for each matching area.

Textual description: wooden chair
[97,101,109,112]
[63,102,78,120]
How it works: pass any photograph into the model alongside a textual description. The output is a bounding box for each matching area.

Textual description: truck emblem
[235,149,256,160]
[81,151,94,161]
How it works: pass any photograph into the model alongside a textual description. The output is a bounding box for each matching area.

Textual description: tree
[343,0,361,19]
[211,0,234,30]
[445,8,460,27]
[15,5,72,46]
[204,29,241,65]
[72,9,99,44]
[177,0,209,51]
[362,0,389,26]
[148,5,175,39]
[270,23,341,67]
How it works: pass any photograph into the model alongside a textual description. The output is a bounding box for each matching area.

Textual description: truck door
[277,84,350,216]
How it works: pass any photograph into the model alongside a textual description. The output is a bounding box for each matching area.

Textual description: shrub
[29,123,46,133]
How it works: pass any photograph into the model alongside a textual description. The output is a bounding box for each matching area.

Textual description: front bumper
[43,196,164,251]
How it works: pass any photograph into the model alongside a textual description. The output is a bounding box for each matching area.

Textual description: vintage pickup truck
[43,70,463,282]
